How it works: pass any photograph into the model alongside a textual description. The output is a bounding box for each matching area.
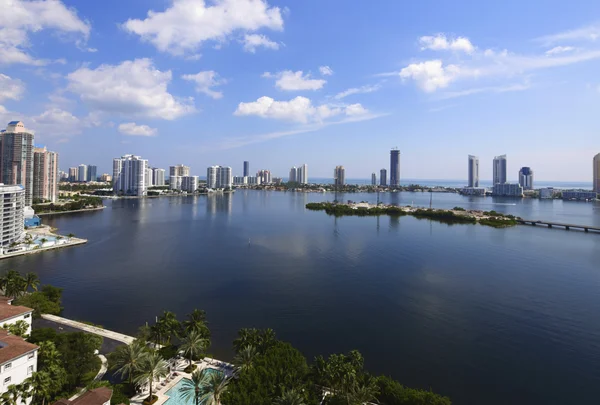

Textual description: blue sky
[1,0,600,182]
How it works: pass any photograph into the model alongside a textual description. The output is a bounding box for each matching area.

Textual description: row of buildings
[369,148,401,187]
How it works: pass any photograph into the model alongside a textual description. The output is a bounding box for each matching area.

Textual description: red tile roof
[0,329,38,365]
[52,388,113,405]
[0,298,33,323]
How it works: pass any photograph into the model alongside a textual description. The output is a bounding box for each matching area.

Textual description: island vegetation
[32,196,104,214]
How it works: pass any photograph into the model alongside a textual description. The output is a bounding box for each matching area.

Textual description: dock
[41,314,135,345]
[517,219,600,233]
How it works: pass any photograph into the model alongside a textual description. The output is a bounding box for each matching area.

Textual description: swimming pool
[164,368,224,405]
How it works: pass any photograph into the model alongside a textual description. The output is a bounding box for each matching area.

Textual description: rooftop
[0,329,38,365]
[52,388,113,405]
[0,298,33,322]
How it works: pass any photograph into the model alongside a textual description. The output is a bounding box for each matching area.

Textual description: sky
[1,0,600,182]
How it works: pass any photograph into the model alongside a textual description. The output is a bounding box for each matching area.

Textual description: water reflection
[206,193,233,215]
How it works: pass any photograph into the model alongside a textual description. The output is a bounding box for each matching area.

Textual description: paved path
[41,314,135,345]
[68,354,108,400]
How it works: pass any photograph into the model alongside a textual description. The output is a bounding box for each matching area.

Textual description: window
[27,365,33,375]
[24,314,30,319]
[28,353,34,360]
[3,377,10,385]
[3,363,11,371]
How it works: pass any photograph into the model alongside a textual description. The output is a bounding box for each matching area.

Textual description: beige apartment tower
[33,147,59,203]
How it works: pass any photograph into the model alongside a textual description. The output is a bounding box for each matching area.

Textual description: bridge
[517,219,600,233]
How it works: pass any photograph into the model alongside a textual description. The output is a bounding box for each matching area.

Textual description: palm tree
[134,351,169,402]
[38,341,62,370]
[112,340,147,386]
[1,271,26,299]
[158,311,181,344]
[24,272,39,292]
[274,389,306,405]
[260,328,276,352]
[197,369,230,405]
[233,345,257,372]
[179,370,204,405]
[346,381,379,405]
[180,329,208,369]
[183,309,209,336]
[25,371,52,405]
[150,321,169,347]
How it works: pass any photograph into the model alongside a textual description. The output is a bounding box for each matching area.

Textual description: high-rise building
[243,161,250,177]
[468,155,479,187]
[170,164,190,177]
[493,155,507,184]
[594,153,600,193]
[289,166,297,183]
[152,168,165,186]
[257,170,271,184]
[181,176,199,192]
[380,169,387,186]
[518,167,534,190]
[58,170,68,181]
[112,154,148,196]
[145,167,154,188]
[68,167,78,182]
[86,165,97,182]
[207,166,218,189]
[207,166,232,189]
[493,182,523,197]
[371,173,377,185]
[334,166,345,186]
[299,164,308,184]
[78,164,87,182]
[170,175,182,190]
[33,147,58,203]
[0,184,25,247]
[1,121,34,206]
[100,173,112,182]
[390,148,400,187]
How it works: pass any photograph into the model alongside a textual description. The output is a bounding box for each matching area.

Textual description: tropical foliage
[13,284,63,318]
[179,369,230,405]
[2,320,29,337]
[0,270,40,299]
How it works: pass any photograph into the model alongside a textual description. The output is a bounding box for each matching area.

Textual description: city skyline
[1,1,599,181]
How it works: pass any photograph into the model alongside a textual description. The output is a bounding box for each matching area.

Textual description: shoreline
[0,238,87,260]
[37,206,106,216]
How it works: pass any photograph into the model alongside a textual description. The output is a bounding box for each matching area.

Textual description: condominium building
[207,166,218,189]
[594,153,600,193]
[99,173,112,182]
[380,168,387,186]
[493,155,507,184]
[152,168,165,186]
[170,164,190,177]
[112,154,148,196]
[461,187,486,196]
[86,165,97,182]
[390,149,400,187]
[298,164,308,184]
[169,176,182,190]
[233,176,247,185]
[145,167,153,188]
[207,166,232,189]
[539,188,556,199]
[0,184,25,248]
[33,147,59,203]
[68,167,78,182]
[77,164,87,182]
[0,297,34,335]
[518,167,534,190]
[243,161,250,177]
[181,176,199,192]
[1,121,34,206]
[257,170,271,184]
[334,166,345,186]
[562,190,597,200]
[0,329,38,402]
[289,166,297,183]
[468,155,479,187]
[492,182,523,197]
[246,176,261,185]
[371,172,377,185]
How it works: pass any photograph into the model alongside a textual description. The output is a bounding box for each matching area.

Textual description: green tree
[2,320,29,337]
[111,340,148,386]
[375,375,451,405]
[134,351,169,402]
[233,328,277,355]
[24,272,40,292]
[180,329,208,369]
[0,270,26,299]
[0,384,23,405]
[54,332,103,389]
[158,311,181,344]
[312,350,364,399]
[179,369,205,405]
[25,371,53,405]
[183,309,210,341]
[196,369,230,405]
[233,345,257,372]
[274,389,306,405]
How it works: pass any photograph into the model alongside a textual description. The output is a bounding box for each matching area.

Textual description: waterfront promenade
[41,314,135,345]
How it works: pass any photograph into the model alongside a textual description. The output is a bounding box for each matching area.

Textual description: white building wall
[207,167,218,189]
[0,312,33,336]
[0,185,25,247]
[0,350,38,399]
[170,176,182,190]
[181,176,198,192]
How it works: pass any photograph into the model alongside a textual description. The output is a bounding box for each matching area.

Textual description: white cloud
[437,82,531,100]
[399,60,463,92]
[0,73,24,100]
[122,0,283,56]
[30,108,82,137]
[242,34,279,53]
[182,71,226,99]
[67,58,195,120]
[0,0,90,65]
[334,84,381,100]
[118,122,157,137]
[263,70,326,91]
[234,96,368,123]
[545,46,576,55]
[319,66,333,76]
[536,24,600,45]
[419,34,475,54]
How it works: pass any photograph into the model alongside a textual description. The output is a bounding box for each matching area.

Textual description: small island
[306,202,520,228]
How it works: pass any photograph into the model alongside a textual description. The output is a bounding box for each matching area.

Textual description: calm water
[2,191,600,405]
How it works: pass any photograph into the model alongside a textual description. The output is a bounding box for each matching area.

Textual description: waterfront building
[170,175,182,190]
[77,164,87,182]
[539,188,556,199]
[334,166,345,186]
[247,176,261,185]
[461,187,486,196]
[390,148,401,187]
[0,184,25,248]
[152,168,165,186]
[371,173,377,185]
[492,182,523,197]
[233,176,247,185]
[594,153,600,193]
[518,167,534,190]
[0,297,34,335]
[33,147,59,203]
[86,165,97,182]
[289,166,297,183]
[112,154,148,196]
[380,168,387,186]
[99,173,112,182]
[0,329,38,402]
[207,166,232,188]
[170,164,190,177]
[145,167,153,188]
[181,176,198,192]
[257,170,271,184]
[493,155,507,184]
[58,170,68,181]
[299,164,308,184]
[468,155,479,187]
[68,167,78,182]
[243,161,250,177]
[207,166,218,188]
[562,190,597,200]
[1,121,34,206]
[273,177,283,185]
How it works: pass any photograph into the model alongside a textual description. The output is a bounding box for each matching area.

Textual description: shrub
[143,395,158,405]
[183,364,196,373]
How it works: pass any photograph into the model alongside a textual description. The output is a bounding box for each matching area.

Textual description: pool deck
[130,358,235,405]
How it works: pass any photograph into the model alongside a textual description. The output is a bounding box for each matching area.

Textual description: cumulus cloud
[242,34,279,52]
[182,71,226,99]
[545,46,576,55]
[334,84,381,100]
[234,96,368,123]
[319,66,333,76]
[122,0,283,56]
[262,70,326,91]
[0,73,24,100]
[0,0,90,65]
[67,58,195,120]
[399,60,462,92]
[30,108,83,137]
[419,34,475,53]
[118,122,157,137]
